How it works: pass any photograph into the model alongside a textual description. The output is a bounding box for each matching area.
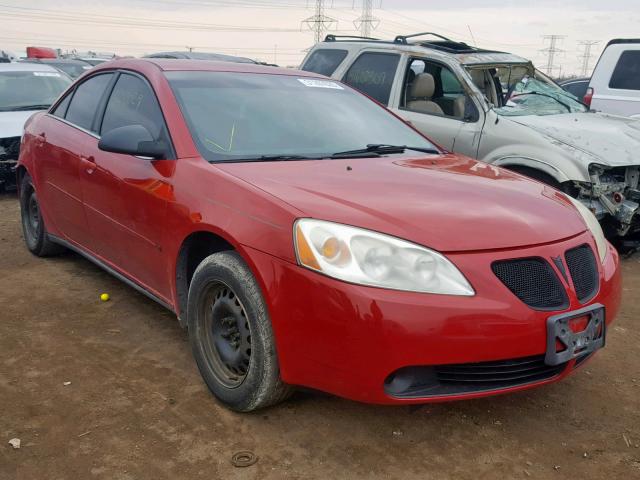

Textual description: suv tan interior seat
[407,73,445,115]
[469,69,498,105]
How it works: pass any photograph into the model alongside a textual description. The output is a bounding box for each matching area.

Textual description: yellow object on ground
[100,293,110,302]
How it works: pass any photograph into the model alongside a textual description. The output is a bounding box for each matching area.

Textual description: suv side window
[343,52,400,106]
[301,49,348,76]
[609,50,640,90]
[100,73,166,141]
[65,73,113,132]
[401,58,476,121]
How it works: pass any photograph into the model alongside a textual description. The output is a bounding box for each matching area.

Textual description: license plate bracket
[545,303,605,366]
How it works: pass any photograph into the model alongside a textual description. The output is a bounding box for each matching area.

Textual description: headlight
[565,195,608,263]
[294,219,474,296]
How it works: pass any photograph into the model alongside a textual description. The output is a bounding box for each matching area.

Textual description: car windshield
[166,71,436,162]
[0,70,71,111]
[490,66,587,117]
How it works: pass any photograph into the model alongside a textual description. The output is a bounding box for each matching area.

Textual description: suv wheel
[19,173,65,257]
[187,251,292,411]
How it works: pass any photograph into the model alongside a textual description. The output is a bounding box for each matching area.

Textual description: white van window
[609,50,640,91]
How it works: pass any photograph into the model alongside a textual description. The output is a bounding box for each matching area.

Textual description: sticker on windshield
[297,78,343,90]
[33,72,61,77]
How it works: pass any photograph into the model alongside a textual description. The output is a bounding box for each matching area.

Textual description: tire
[19,173,65,257]
[187,251,292,412]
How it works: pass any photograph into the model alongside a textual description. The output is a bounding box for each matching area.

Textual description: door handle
[80,155,96,174]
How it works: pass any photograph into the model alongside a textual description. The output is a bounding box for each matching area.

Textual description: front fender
[478,116,593,183]
[492,156,570,183]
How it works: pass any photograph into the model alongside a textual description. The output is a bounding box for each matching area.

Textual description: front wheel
[19,173,65,257]
[187,251,292,412]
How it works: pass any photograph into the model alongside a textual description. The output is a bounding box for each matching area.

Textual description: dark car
[144,51,257,64]
[559,77,590,101]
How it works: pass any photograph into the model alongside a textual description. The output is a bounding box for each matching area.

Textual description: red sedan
[17,59,621,411]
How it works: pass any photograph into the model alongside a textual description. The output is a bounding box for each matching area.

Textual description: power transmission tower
[578,40,599,77]
[302,0,336,44]
[541,35,566,77]
[353,0,379,38]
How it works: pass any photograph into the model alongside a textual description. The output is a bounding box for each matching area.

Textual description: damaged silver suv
[302,33,640,239]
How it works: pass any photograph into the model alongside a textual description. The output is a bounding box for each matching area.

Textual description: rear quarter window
[609,50,640,90]
[342,52,400,106]
[301,49,348,76]
[65,73,113,132]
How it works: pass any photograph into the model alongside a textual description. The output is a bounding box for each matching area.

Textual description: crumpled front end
[0,136,20,192]
[574,164,640,237]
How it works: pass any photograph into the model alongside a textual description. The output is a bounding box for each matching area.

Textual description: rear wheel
[19,173,65,257]
[187,251,292,412]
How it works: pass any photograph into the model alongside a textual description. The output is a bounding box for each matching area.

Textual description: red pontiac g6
[17,59,621,411]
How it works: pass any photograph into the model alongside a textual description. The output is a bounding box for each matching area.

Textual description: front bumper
[243,231,621,404]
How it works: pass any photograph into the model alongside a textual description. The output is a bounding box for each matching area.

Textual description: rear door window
[609,50,640,90]
[301,49,348,76]
[342,52,400,106]
[65,73,113,132]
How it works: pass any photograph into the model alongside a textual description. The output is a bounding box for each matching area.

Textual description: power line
[577,40,599,77]
[352,0,379,38]
[302,0,337,43]
[541,35,565,77]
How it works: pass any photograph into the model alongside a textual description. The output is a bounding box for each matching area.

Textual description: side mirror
[98,124,167,159]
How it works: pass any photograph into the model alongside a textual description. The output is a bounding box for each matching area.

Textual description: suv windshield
[0,70,71,112]
[166,72,436,162]
[489,67,587,117]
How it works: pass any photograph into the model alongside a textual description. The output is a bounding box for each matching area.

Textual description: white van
[587,39,640,118]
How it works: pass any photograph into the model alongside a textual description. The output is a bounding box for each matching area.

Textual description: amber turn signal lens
[295,224,320,270]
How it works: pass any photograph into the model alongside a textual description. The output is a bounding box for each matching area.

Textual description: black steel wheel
[19,173,65,256]
[187,251,292,412]
[201,282,252,388]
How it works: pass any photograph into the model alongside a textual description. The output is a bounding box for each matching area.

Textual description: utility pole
[541,35,565,77]
[578,40,599,77]
[353,0,379,38]
[302,0,336,44]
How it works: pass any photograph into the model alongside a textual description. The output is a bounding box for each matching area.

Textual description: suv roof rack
[606,38,640,47]
[324,34,381,42]
[394,32,454,44]
[322,32,505,55]
[394,32,501,54]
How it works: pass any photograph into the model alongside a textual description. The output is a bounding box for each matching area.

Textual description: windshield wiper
[217,154,321,163]
[511,92,572,112]
[1,104,51,112]
[330,144,439,159]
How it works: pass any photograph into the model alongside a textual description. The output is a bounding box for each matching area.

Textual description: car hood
[0,110,41,138]
[217,154,586,252]
[510,112,640,167]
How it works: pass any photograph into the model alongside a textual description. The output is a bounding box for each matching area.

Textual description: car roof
[144,51,256,63]
[559,77,590,85]
[317,35,530,66]
[0,62,61,72]
[93,58,321,77]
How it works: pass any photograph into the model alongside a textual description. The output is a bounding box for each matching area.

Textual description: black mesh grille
[385,355,568,398]
[434,355,566,388]
[565,245,599,303]
[492,257,568,310]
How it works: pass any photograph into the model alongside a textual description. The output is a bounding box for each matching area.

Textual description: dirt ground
[0,194,639,480]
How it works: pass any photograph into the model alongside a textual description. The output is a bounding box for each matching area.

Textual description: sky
[1,0,639,76]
